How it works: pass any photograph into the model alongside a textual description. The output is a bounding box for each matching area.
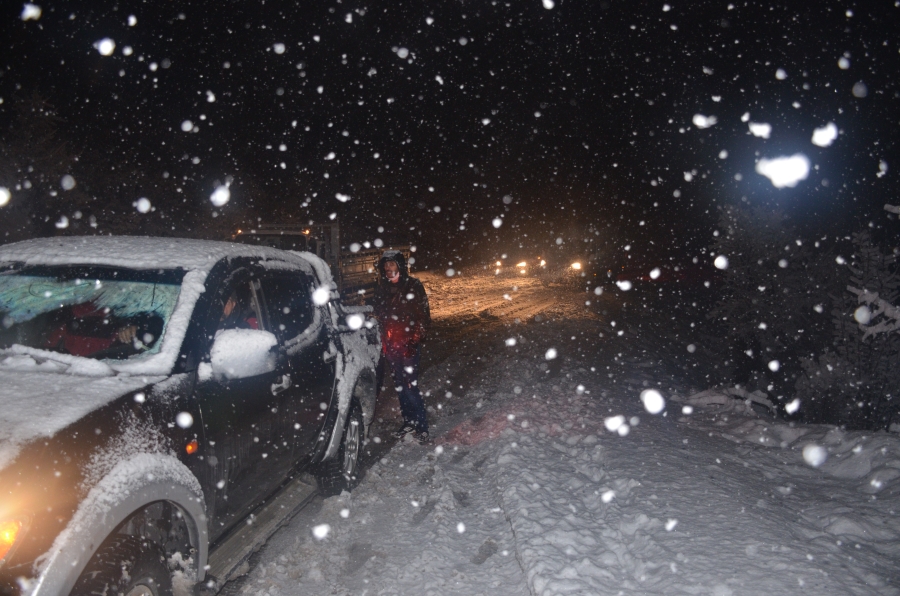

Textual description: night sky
[1,0,898,269]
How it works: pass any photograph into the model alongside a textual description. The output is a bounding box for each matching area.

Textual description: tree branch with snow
[848,286,900,339]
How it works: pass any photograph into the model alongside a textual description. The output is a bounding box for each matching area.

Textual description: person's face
[223,296,236,317]
[384,260,400,282]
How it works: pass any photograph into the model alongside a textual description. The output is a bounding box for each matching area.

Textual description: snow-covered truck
[232,222,411,301]
[0,236,381,595]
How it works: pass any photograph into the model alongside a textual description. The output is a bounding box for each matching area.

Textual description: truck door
[192,271,296,538]
[260,272,336,460]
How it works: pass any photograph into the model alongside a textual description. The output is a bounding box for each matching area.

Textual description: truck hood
[0,367,164,472]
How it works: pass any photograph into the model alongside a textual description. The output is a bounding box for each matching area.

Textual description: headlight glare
[0,518,24,564]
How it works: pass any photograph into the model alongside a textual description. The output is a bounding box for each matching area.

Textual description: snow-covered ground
[225,271,900,596]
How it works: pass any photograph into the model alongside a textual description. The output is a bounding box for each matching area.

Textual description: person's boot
[392,422,416,439]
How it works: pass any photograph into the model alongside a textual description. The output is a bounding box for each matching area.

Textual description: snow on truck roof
[0,235,338,380]
[0,235,331,279]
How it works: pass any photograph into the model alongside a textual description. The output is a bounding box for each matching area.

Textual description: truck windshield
[0,267,184,361]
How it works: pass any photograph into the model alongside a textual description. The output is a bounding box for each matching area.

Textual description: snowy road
[223,271,900,596]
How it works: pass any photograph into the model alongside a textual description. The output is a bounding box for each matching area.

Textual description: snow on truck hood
[0,368,164,472]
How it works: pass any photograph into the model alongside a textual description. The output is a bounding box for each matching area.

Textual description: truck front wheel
[72,534,173,596]
[315,400,363,496]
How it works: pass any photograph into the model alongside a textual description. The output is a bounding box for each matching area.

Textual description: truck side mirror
[210,329,278,380]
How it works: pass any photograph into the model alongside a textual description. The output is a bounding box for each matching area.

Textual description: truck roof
[0,236,325,277]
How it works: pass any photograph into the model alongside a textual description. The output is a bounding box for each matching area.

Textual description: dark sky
[1,0,898,268]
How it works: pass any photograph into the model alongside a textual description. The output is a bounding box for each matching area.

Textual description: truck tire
[72,534,173,596]
[315,400,363,496]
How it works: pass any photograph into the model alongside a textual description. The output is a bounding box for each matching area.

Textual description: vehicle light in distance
[571,262,582,270]
[0,519,23,563]
[496,261,502,267]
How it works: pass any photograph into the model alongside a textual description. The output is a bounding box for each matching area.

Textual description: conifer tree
[796,231,900,428]
[707,205,835,399]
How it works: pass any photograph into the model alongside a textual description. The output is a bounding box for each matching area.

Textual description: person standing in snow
[370,249,432,444]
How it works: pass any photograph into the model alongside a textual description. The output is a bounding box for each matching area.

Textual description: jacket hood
[377,250,409,281]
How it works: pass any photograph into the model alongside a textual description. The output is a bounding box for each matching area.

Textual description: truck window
[261,274,314,340]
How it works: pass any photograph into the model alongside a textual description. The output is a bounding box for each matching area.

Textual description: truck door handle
[271,374,292,395]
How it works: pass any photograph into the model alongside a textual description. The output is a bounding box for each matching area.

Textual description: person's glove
[116,325,138,344]
[410,325,426,345]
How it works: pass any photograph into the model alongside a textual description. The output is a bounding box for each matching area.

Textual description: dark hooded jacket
[371,250,431,357]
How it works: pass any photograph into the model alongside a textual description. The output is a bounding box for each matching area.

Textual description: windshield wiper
[0,344,114,376]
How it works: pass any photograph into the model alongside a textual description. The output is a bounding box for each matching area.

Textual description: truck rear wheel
[315,400,363,496]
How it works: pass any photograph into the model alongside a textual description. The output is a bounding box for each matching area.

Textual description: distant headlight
[0,517,28,566]
[571,262,582,270]
[516,262,527,268]
[495,261,502,267]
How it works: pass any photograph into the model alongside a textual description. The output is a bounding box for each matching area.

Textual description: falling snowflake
[210,185,230,207]
[312,524,330,539]
[811,123,838,147]
[748,122,771,138]
[93,38,116,56]
[640,389,666,414]
[692,114,717,129]
[21,3,42,20]
[756,154,810,188]
[312,287,331,306]
[802,444,827,467]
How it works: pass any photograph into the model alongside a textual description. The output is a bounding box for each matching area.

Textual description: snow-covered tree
[705,205,837,398]
[795,231,900,429]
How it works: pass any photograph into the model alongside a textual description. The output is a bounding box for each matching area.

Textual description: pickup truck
[0,236,381,595]
[232,223,411,301]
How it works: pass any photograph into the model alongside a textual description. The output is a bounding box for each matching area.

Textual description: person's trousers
[383,347,428,432]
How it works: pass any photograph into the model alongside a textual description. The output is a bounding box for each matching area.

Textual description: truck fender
[322,365,376,461]
[28,452,208,596]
